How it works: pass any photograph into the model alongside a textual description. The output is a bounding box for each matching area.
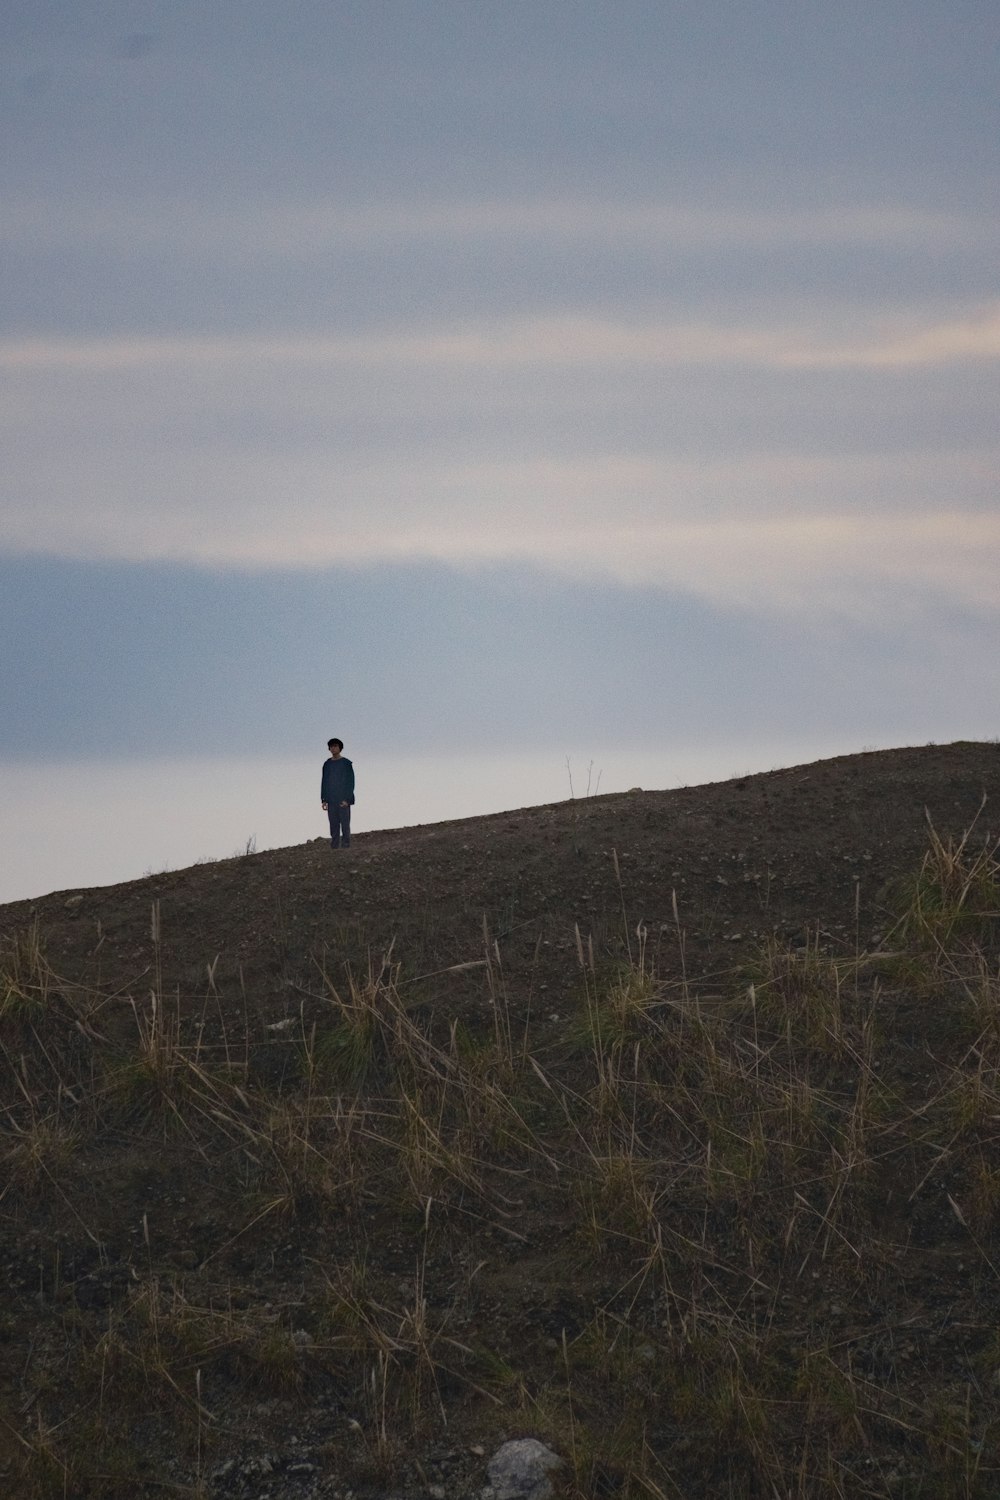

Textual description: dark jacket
[321,756,355,805]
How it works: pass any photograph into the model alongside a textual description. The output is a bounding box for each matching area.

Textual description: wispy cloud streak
[6,195,989,257]
[4,304,999,373]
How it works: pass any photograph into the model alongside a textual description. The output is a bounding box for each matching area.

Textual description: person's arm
[321,763,329,808]
[343,762,355,806]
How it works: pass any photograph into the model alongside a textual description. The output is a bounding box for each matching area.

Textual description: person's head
[328,738,343,758]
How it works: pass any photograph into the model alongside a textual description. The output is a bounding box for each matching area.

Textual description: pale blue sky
[1,1,998,897]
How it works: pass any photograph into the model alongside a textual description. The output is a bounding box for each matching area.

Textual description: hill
[2,741,1000,1498]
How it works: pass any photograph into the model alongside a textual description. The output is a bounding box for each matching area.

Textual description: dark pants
[328,804,351,848]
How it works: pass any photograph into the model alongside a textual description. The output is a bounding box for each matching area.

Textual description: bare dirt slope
[2,742,999,1499]
[10,740,998,1002]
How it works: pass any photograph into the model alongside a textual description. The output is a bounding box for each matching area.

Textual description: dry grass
[3,824,1000,1496]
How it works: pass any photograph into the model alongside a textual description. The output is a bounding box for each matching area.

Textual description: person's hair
[328,738,344,750]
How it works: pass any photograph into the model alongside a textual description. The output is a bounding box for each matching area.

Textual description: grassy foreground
[2,762,1000,1497]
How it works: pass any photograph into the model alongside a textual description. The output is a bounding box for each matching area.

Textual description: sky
[2,1,998,902]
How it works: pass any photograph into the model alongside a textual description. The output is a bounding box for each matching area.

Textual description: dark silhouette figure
[321,738,355,848]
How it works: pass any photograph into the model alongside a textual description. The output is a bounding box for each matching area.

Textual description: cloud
[4,304,1000,373]
[3,295,996,621]
[2,555,996,761]
[2,307,996,616]
[1,470,996,615]
[5,193,988,261]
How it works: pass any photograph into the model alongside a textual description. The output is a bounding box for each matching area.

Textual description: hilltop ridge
[5,742,998,1000]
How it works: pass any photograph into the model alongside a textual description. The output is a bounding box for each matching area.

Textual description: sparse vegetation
[2,744,999,1497]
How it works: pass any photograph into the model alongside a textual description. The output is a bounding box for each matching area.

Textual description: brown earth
[2,741,999,1498]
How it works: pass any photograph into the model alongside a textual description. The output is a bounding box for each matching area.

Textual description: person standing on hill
[321,738,355,849]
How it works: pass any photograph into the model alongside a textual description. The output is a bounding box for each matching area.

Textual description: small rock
[65,894,84,909]
[485,1438,563,1500]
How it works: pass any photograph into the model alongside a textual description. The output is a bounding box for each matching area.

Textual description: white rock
[485,1438,563,1500]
